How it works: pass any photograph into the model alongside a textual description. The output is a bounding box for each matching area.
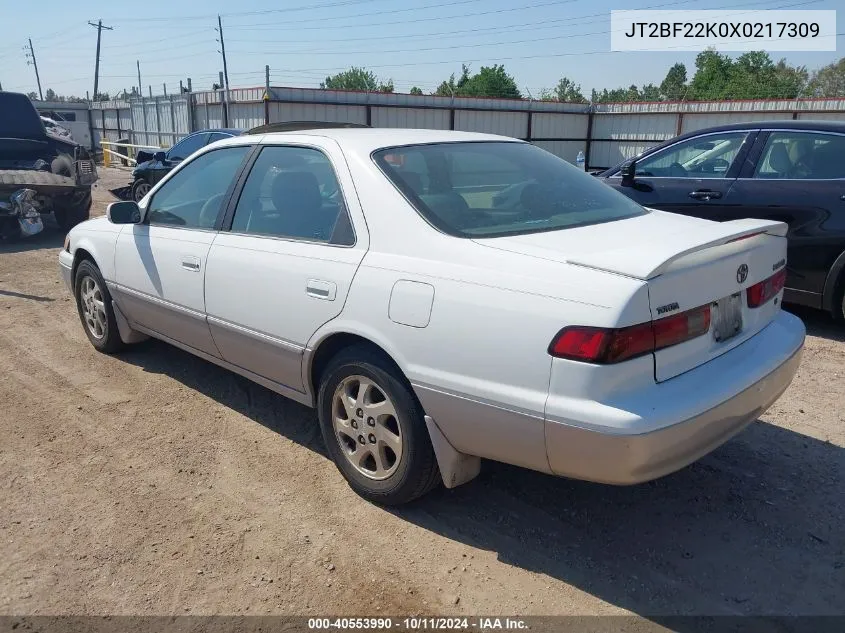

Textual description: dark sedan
[597,120,845,321]
[130,128,242,201]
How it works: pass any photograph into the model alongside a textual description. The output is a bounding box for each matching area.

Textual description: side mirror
[153,151,167,163]
[620,160,636,186]
[107,201,142,224]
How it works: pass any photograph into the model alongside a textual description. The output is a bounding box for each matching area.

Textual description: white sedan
[59,129,805,505]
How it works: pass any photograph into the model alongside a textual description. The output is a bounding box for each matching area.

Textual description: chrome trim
[223,230,357,249]
[206,316,304,354]
[111,283,206,321]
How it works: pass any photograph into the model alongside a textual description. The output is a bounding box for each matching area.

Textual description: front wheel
[74,260,124,354]
[317,346,440,505]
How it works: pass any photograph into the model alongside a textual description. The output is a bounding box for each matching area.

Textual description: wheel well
[71,248,95,282]
[309,333,408,398]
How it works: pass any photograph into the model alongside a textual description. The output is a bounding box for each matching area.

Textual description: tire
[54,189,91,232]
[317,345,441,505]
[74,260,124,354]
[131,178,152,202]
[834,276,845,322]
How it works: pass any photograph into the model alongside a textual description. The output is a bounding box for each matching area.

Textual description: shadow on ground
[119,338,844,625]
[787,305,844,342]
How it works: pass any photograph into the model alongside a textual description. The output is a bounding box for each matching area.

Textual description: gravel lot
[0,167,843,621]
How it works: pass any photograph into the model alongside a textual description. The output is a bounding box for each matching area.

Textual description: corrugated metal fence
[91,88,845,169]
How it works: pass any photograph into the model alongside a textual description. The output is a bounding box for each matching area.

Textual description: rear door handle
[689,190,723,201]
[306,279,337,301]
[181,256,201,272]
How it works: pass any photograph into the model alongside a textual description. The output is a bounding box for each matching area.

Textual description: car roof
[675,119,845,134]
[188,128,242,137]
[256,128,523,153]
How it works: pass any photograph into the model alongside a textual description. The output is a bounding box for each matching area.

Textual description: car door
[605,129,757,218]
[148,132,209,186]
[204,140,367,394]
[723,129,845,307]
[113,144,252,356]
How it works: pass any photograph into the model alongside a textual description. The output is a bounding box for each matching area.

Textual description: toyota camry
[59,128,805,505]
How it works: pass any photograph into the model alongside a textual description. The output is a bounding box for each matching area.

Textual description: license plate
[711,293,743,343]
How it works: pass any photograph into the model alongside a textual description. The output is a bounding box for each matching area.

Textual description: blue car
[130,128,242,201]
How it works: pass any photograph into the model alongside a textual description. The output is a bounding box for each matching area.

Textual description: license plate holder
[712,292,743,343]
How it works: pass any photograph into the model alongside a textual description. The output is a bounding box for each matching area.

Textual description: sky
[1,0,843,99]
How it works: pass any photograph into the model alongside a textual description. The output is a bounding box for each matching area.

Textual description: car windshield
[373,142,646,238]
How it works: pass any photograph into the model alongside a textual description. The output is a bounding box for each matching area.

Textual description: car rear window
[373,142,646,238]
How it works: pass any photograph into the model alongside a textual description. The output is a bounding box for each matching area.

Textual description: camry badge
[736,264,748,284]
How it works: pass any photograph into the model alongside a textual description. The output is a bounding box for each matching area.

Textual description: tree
[44,88,58,101]
[409,86,423,95]
[688,48,734,100]
[321,67,394,92]
[639,83,661,101]
[26,91,38,100]
[93,91,110,102]
[807,57,845,96]
[660,62,687,100]
[552,76,586,103]
[434,64,520,99]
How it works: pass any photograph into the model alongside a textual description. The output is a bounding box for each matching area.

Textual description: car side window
[635,132,749,178]
[146,146,250,228]
[206,132,233,145]
[168,133,208,162]
[229,145,354,245]
[753,131,845,180]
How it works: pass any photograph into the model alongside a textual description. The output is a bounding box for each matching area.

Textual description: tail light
[746,268,786,308]
[549,304,711,364]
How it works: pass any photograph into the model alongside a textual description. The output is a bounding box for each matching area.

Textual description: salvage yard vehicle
[130,128,242,201]
[597,121,845,321]
[59,129,805,505]
[0,91,97,238]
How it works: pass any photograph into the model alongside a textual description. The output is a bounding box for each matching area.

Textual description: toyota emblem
[736,264,749,284]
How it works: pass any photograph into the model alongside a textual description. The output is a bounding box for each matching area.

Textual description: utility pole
[216,15,230,126]
[25,38,43,100]
[88,20,113,102]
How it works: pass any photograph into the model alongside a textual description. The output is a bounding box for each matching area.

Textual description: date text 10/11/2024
[308,617,528,630]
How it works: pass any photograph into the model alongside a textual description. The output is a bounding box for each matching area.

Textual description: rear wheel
[834,276,845,322]
[74,260,124,354]
[317,345,440,505]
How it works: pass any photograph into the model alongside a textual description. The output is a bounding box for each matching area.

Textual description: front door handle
[689,190,723,201]
[181,256,201,272]
[306,279,337,301]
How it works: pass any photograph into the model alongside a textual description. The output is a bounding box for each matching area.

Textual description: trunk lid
[474,210,788,381]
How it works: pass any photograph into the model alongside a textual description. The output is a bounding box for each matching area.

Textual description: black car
[130,128,242,201]
[597,120,845,321]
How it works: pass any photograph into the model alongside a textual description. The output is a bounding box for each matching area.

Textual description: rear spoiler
[568,215,788,280]
[245,121,370,135]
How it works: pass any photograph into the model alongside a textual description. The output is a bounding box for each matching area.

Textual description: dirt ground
[0,167,843,622]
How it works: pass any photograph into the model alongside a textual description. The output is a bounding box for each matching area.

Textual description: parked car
[59,129,805,505]
[0,91,97,238]
[596,121,845,321]
[130,128,242,201]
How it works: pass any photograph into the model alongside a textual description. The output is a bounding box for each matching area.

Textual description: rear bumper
[545,310,805,484]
